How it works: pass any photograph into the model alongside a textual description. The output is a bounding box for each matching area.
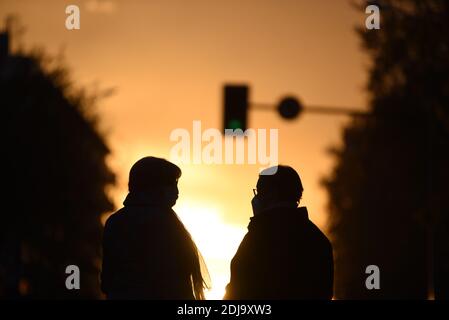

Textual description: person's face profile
[163,181,179,207]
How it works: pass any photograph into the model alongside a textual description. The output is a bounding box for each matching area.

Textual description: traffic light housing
[223,84,249,134]
[278,96,303,120]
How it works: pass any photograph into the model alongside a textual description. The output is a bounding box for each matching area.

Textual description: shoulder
[305,219,333,252]
[104,208,125,226]
[105,206,173,229]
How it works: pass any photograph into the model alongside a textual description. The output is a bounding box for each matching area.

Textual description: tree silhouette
[0,30,115,298]
[324,0,449,299]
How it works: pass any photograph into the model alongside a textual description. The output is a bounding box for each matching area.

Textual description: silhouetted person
[101,157,209,299]
[224,165,334,299]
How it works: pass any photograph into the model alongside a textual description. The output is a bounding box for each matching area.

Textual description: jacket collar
[123,191,171,207]
[248,206,309,230]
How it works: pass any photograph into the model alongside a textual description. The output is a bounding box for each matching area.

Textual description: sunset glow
[1,0,368,300]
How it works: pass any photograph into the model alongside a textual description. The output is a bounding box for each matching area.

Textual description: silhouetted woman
[101,157,210,299]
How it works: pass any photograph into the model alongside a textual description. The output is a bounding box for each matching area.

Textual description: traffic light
[223,84,249,134]
[277,96,303,120]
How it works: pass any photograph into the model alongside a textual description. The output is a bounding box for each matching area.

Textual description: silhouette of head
[256,165,303,206]
[128,157,181,206]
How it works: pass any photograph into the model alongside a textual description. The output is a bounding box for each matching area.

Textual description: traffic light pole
[251,103,369,117]
[222,83,369,131]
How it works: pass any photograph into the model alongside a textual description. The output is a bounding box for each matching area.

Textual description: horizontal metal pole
[251,103,369,116]
[306,105,369,116]
[251,103,273,110]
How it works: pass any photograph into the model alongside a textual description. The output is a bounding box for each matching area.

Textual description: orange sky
[1,0,368,299]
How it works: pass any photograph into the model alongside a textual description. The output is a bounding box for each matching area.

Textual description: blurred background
[0,0,448,299]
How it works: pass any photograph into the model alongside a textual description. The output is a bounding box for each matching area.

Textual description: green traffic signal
[228,119,243,130]
[223,85,249,134]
